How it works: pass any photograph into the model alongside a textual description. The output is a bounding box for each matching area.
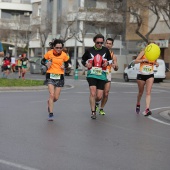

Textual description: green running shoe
[99,109,105,115]
[95,104,99,112]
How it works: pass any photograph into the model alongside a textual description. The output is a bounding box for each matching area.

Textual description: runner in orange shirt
[41,39,69,121]
[134,49,159,116]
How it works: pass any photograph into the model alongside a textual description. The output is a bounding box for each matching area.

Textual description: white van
[124,59,166,82]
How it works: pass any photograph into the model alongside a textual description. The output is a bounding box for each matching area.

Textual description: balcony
[0,18,31,31]
[67,10,123,23]
[0,0,31,4]
[0,0,32,11]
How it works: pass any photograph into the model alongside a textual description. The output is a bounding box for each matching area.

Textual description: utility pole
[74,1,79,75]
[120,35,122,56]
[74,16,78,75]
[52,0,57,39]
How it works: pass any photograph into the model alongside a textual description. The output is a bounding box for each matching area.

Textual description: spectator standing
[21,53,29,79]
[2,53,11,78]
[0,41,4,57]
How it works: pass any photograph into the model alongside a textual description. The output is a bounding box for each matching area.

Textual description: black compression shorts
[137,74,154,81]
[87,77,106,90]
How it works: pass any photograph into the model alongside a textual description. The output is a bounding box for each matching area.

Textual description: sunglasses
[54,47,62,49]
[96,42,103,44]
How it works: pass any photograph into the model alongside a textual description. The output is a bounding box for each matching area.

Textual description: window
[57,0,62,16]
[129,7,140,23]
[1,10,21,21]
[84,23,96,33]
[84,0,96,8]
[159,8,169,21]
[38,4,41,17]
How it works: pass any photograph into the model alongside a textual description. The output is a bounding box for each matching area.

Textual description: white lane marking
[151,106,170,111]
[149,116,170,126]
[142,107,170,126]
[0,159,39,170]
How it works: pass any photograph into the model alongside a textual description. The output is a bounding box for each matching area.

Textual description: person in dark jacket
[81,34,112,119]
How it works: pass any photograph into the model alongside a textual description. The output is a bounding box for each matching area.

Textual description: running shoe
[99,109,105,115]
[95,104,99,112]
[144,109,152,116]
[47,100,50,113]
[91,112,97,119]
[48,113,54,121]
[136,105,140,114]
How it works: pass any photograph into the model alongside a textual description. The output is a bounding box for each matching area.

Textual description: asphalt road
[0,77,170,170]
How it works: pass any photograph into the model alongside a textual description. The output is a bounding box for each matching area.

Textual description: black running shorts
[87,77,106,90]
[44,73,65,87]
[137,74,154,81]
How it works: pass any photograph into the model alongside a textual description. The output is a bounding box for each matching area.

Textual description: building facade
[29,0,124,59]
[0,0,32,56]
[1,0,169,73]
[126,0,170,70]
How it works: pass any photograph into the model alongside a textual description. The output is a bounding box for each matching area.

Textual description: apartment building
[29,0,124,59]
[126,0,170,70]
[0,0,32,56]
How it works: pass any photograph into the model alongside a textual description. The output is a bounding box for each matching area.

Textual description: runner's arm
[81,50,89,67]
[134,50,148,64]
[106,49,112,65]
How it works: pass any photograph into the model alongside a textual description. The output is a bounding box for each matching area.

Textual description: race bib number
[90,67,102,75]
[50,74,60,79]
[141,65,152,74]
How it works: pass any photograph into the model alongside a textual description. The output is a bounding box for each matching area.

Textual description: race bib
[7,65,11,68]
[50,74,60,79]
[90,67,102,75]
[141,65,152,74]
[106,69,111,75]
[23,61,27,65]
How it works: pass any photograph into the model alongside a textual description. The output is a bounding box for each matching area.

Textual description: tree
[159,0,170,29]
[0,17,31,56]
[31,13,52,56]
[126,0,161,43]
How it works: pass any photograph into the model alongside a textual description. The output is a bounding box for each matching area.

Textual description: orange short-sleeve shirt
[139,55,155,75]
[44,49,69,74]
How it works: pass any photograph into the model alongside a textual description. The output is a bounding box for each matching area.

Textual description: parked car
[124,59,166,82]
